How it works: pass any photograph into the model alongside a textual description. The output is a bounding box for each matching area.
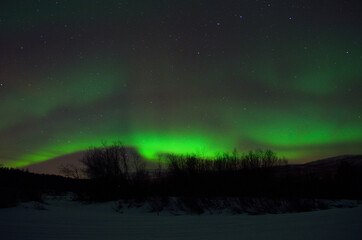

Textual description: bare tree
[80,142,129,180]
[130,150,146,174]
[59,164,82,179]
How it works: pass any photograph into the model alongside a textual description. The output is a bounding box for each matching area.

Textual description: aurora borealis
[0,1,361,169]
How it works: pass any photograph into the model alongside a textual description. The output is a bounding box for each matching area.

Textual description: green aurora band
[0,1,361,168]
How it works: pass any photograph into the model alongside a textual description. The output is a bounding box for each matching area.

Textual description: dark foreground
[0,197,361,240]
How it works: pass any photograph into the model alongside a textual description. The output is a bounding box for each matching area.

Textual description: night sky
[1,0,361,169]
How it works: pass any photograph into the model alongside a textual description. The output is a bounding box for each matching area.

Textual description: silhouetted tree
[59,163,82,179]
[80,142,128,180]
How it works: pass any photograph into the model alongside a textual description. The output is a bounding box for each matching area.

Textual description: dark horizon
[20,150,362,176]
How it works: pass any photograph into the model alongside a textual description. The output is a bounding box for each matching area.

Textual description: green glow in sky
[0,1,361,169]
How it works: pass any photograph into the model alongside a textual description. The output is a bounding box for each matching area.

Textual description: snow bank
[0,198,361,240]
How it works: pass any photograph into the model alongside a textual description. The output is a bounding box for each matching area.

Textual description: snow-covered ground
[0,197,361,240]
